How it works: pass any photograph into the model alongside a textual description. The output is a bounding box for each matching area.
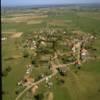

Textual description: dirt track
[15,62,75,100]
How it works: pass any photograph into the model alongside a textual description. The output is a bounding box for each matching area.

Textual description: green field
[2,5,100,100]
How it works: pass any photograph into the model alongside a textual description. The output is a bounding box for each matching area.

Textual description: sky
[1,0,100,7]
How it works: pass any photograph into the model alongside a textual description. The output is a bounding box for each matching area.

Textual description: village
[14,29,96,100]
[2,3,100,100]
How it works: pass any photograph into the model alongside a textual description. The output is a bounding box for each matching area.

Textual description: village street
[15,35,92,100]
[15,61,75,100]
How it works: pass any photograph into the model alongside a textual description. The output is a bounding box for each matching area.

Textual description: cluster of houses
[17,63,53,89]
[30,40,37,50]
[26,64,33,74]
[1,37,7,41]
[45,77,53,88]
[17,74,34,87]
[71,34,95,66]
[17,29,96,97]
[72,40,88,65]
[22,75,34,87]
[17,64,34,87]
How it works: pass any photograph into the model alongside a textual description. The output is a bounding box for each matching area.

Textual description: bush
[34,93,44,100]
[31,60,36,65]
[6,66,12,72]
[62,55,75,64]
[2,70,8,77]
[2,91,6,95]
[23,50,29,58]
[2,66,12,77]
[57,78,65,85]
[15,90,19,95]
[37,47,53,54]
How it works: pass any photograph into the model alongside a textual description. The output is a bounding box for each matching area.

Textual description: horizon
[1,0,100,7]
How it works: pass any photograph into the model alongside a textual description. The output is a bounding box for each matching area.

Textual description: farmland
[1,4,100,100]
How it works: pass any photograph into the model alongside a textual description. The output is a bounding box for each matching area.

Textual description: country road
[15,69,57,100]
[15,38,89,100]
[15,62,75,100]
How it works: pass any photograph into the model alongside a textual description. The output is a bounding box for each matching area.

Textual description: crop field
[2,5,100,100]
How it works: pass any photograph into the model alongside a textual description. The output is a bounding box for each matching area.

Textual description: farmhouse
[2,37,7,41]
[81,48,88,61]
[22,75,34,87]
[31,85,38,95]
[57,67,67,76]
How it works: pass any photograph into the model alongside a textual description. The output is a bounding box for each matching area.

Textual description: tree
[6,66,12,72]
[15,90,19,95]
[2,66,12,77]
[23,49,29,58]
[2,91,6,95]
[34,93,44,100]
[31,59,36,65]
[57,78,65,85]
[2,70,8,77]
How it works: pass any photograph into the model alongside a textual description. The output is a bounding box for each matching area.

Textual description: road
[15,62,75,100]
[16,38,89,100]
[15,69,57,100]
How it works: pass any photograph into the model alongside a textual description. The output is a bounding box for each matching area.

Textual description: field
[2,5,100,100]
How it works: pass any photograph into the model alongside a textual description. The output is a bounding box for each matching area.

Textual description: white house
[2,37,7,41]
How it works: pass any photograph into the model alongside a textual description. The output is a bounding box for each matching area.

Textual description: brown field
[2,15,48,23]
[11,32,23,38]
[48,19,67,26]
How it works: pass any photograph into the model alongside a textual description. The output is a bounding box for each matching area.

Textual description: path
[15,62,75,100]
[15,38,89,100]
[15,69,57,100]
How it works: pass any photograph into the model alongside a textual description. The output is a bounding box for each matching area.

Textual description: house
[47,82,53,88]
[81,48,88,61]
[26,64,33,74]
[31,85,38,94]
[72,42,81,56]
[75,42,81,49]
[40,41,46,46]
[45,77,49,83]
[2,37,7,41]
[17,80,23,86]
[57,67,67,76]
[22,75,34,87]
[72,46,76,53]
[81,48,87,56]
